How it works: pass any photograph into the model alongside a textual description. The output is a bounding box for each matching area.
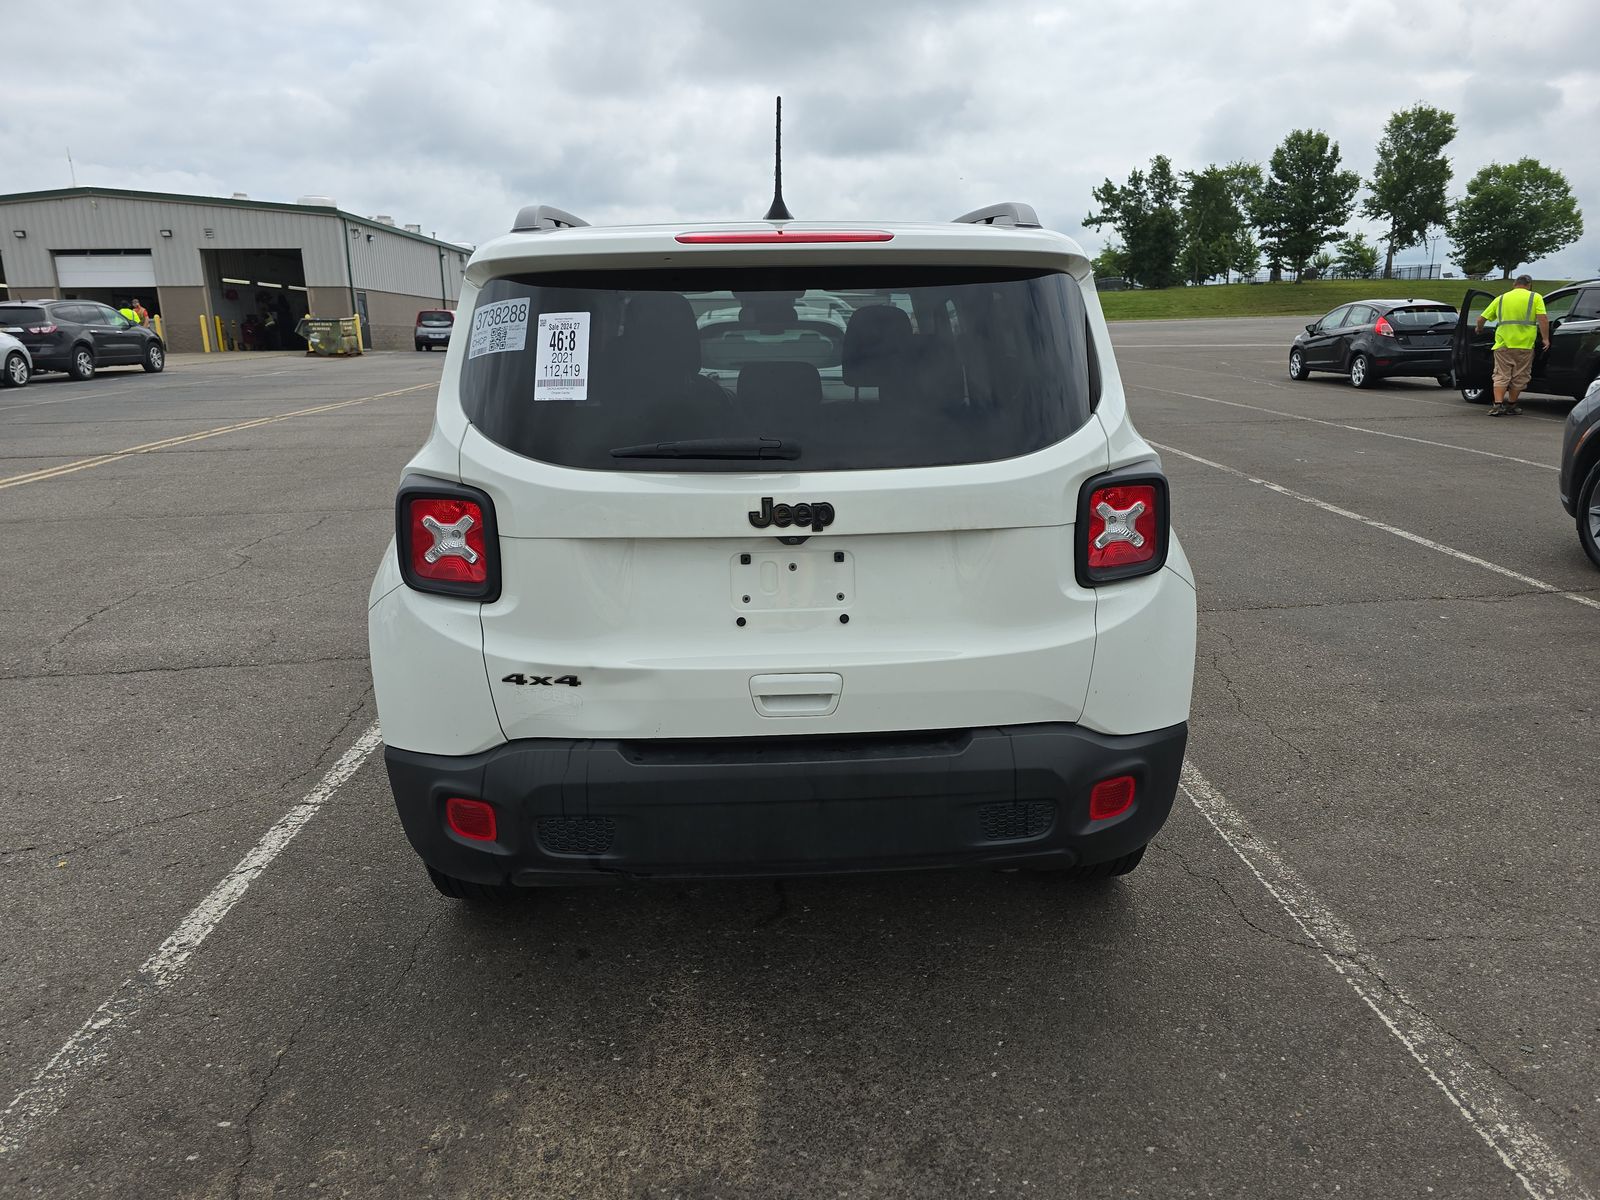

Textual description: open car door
[1452,289,1496,402]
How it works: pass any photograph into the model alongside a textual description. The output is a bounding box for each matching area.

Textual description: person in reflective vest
[1475,275,1550,416]
[131,299,149,326]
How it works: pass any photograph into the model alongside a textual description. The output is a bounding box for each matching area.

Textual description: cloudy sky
[6,0,1597,276]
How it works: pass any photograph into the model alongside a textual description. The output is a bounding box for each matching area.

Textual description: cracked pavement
[0,326,1596,1198]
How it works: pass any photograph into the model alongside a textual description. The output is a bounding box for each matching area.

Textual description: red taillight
[1089,776,1136,821]
[1086,484,1160,570]
[26,324,58,335]
[445,797,497,842]
[1077,472,1169,587]
[408,497,488,584]
[674,230,894,244]
[395,478,500,601]
[1374,316,1394,337]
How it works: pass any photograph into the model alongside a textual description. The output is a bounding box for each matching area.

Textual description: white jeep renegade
[367,201,1197,900]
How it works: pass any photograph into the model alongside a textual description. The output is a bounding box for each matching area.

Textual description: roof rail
[511,205,590,233]
[953,202,1041,229]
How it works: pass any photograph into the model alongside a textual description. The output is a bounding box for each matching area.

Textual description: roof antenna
[763,96,793,221]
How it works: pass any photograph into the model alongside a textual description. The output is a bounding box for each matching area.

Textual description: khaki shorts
[1492,347,1534,390]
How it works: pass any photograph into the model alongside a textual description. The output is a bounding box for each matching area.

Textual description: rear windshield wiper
[609,437,801,460]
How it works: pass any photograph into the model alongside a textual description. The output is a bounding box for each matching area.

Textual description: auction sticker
[535,312,590,401]
[468,298,530,360]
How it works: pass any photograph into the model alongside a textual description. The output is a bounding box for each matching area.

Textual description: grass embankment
[1098,278,1574,321]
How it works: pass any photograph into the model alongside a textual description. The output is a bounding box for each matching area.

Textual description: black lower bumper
[1371,348,1451,378]
[385,723,1188,885]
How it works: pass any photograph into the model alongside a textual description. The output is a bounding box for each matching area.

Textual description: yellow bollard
[214,316,224,354]
[354,314,366,354]
[151,314,164,342]
[199,315,211,353]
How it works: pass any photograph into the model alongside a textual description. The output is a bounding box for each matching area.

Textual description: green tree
[1085,155,1183,289]
[1256,130,1362,280]
[1362,104,1457,277]
[1335,232,1381,279]
[1179,165,1246,285]
[1091,241,1132,279]
[1228,229,1262,282]
[1449,158,1584,278]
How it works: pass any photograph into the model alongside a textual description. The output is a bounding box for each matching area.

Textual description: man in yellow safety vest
[1475,275,1551,416]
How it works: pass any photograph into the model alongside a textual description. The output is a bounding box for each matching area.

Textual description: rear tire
[1288,349,1309,380]
[426,865,518,903]
[1578,460,1600,571]
[68,345,95,381]
[1349,352,1376,389]
[2,351,28,388]
[1461,386,1489,404]
[142,343,165,373]
[415,342,425,351]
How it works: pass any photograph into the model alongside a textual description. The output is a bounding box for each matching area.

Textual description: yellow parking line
[0,383,434,492]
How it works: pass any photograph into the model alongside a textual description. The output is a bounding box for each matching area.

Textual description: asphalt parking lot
[1,324,1595,1199]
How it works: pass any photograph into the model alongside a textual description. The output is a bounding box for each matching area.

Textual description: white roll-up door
[54,253,157,289]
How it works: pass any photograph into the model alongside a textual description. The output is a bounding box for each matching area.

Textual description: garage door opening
[203,248,309,350]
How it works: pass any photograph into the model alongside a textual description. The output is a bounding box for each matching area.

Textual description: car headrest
[619,293,701,376]
[843,305,913,387]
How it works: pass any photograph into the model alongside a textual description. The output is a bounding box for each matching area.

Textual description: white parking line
[1181,761,1591,1200]
[1136,383,1559,472]
[0,723,383,1158]
[1151,440,1600,612]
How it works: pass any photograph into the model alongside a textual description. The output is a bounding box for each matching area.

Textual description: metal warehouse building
[0,187,469,352]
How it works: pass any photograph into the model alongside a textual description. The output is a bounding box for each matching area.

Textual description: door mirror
[1305,323,1318,334]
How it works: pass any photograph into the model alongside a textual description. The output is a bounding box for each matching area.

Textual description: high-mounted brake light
[395,476,501,601]
[674,230,894,244]
[1075,471,1170,586]
[1374,316,1394,337]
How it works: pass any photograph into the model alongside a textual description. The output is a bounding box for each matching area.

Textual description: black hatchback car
[1560,375,1600,569]
[0,299,166,380]
[1288,299,1458,388]
[1451,281,1600,405]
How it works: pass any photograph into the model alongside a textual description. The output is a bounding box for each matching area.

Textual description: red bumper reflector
[674,230,894,244]
[1089,776,1136,821]
[445,797,497,842]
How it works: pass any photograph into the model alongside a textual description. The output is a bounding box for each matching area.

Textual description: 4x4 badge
[749,497,835,534]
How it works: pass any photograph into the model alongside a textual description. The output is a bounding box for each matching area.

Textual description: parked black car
[1560,376,1600,569]
[1451,281,1600,404]
[0,299,166,380]
[1288,299,1457,388]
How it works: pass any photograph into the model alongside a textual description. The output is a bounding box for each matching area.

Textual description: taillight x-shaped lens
[408,497,487,584]
[1085,484,1159,570]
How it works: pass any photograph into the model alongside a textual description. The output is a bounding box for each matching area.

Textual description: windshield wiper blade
[609,437,801,460]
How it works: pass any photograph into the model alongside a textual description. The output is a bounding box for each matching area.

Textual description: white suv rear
[367,203,1196,900]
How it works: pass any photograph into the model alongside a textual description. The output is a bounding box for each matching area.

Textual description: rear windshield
[418,311,454,326]
[0,307,45,330]
[458,266,1093,472]
[1387,306,1456,329]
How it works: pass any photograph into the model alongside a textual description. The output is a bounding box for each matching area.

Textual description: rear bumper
[1370,345,1451,377]
[385,721,1187,885]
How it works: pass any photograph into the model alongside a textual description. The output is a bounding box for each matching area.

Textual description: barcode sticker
[468,298,530,359]
[534,312,590,402]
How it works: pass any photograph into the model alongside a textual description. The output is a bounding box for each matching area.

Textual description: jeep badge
[748,497,836,534]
